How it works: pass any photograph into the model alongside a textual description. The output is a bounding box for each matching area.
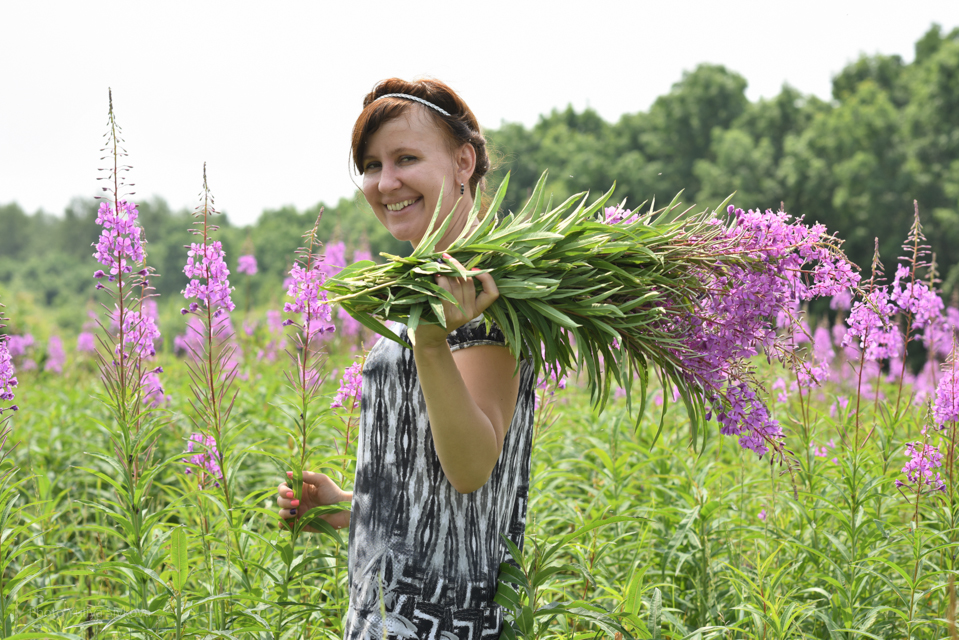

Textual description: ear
[453,142,476,187]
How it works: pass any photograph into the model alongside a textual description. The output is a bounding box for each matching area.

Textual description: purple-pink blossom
[120,310,161,358]
[603,206,640,225]
[331,361,363,410]
[142,370,169,407]
[44,335,66,374]
[933,366,959,429]
[284,263,334,337]
[237,254,258,276]
[175,314,240,369]
[843,289,901,361]
[891,263,944,330]
[77,332,96,353]
[812,439,839,464]
[182,433,223,487]
[830,289,853,311]
[0,336,18,408]
[6,335,33,359]
[183,240,235,315]
[896,441,945,493]
[256,310,288,362]
[323,241,347,278]
[632,205,858,457]
[92,200,145,277]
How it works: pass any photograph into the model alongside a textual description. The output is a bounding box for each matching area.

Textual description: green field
[0,313,955,640]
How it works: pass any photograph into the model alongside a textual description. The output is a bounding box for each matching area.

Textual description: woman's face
[360,106,474,248]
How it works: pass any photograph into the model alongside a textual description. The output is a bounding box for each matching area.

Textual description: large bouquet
[324,173,859,458]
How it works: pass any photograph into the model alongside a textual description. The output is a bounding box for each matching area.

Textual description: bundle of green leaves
[324,172,854,453]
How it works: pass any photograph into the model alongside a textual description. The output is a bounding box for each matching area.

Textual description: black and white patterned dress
[343,316,536,640]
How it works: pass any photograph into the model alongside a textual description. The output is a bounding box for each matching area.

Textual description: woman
[276,78,536,639]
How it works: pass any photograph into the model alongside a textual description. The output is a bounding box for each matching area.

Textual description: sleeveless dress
[343,316,536,640]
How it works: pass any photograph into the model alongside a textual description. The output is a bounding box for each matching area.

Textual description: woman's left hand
[414,253,499,347]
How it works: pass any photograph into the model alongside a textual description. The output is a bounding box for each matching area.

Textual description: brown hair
[351,78,491,199]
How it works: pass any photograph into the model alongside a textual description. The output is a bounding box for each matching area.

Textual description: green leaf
[169,526,188,591]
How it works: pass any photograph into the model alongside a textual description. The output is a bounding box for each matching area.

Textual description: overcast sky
[3,1,959,226]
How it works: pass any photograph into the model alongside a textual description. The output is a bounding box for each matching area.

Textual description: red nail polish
[471,268,480,271]
[443,253,452,260]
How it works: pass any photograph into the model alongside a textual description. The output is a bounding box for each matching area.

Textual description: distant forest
[4,24,959,334]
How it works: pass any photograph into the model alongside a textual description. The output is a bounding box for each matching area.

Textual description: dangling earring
[460,182,465,196]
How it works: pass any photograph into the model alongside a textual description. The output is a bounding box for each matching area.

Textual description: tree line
[3,23,959,333]
[486,24,959,300]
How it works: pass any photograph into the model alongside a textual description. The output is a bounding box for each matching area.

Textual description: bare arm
[413,257,521,494]
[414,341,521,493]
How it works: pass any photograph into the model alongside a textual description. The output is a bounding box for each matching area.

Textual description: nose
[377,164,401,193]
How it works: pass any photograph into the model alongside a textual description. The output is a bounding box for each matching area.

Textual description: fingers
[472,270,499,313]
[435,254,480,316]
[276,481,300,511]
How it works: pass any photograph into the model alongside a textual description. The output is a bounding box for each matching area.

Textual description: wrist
[412,324,450,350]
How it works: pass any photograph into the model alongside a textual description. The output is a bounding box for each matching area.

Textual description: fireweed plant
[0,304,32,638]
[176,163,259,615]
[82,90,172,633]
[262,213,350,636]
[324,172,860,461]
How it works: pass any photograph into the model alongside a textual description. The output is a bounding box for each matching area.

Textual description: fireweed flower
[933,366,959,429]
[896,441,946,493]
[44,335,66,374]
[237,254,258,276]
[175,314,241,369]
[141,369,168,407]
[7,335,33,359]
[622,205,861,457]
[331,361,363,410]
[183,240,235,316]
[830,289,853,311]
[0,336,18,411]
[77,332,96,353]
[812,439,839,463]
[320,242,366,338]
[603,205,640,225]
[284,262,334,337]
[923,317,955,358]
[182,433,223,487]
[256,310,288,362]
[93,200,145,277]
[119,310,161,358]
[843,288,902,361]
[891,263,944,330]
[323,241,347,277]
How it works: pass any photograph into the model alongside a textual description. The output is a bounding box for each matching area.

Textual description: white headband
[374,93,451,117]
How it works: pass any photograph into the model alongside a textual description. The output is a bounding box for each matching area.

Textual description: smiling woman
[276,78,536,640]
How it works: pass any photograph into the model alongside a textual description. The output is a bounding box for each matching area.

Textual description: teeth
[387,198,416,211]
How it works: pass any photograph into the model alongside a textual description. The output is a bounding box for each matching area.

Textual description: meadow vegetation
[2,22,959,640]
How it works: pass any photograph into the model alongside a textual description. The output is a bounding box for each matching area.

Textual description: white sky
[3,0,959,226]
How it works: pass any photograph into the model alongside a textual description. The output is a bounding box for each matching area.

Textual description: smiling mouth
[386,197,420,212]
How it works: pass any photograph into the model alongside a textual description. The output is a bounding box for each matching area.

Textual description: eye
[398,155,417,164]
[363,160,381,172]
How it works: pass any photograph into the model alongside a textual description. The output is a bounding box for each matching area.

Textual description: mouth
[385,197,421,212]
